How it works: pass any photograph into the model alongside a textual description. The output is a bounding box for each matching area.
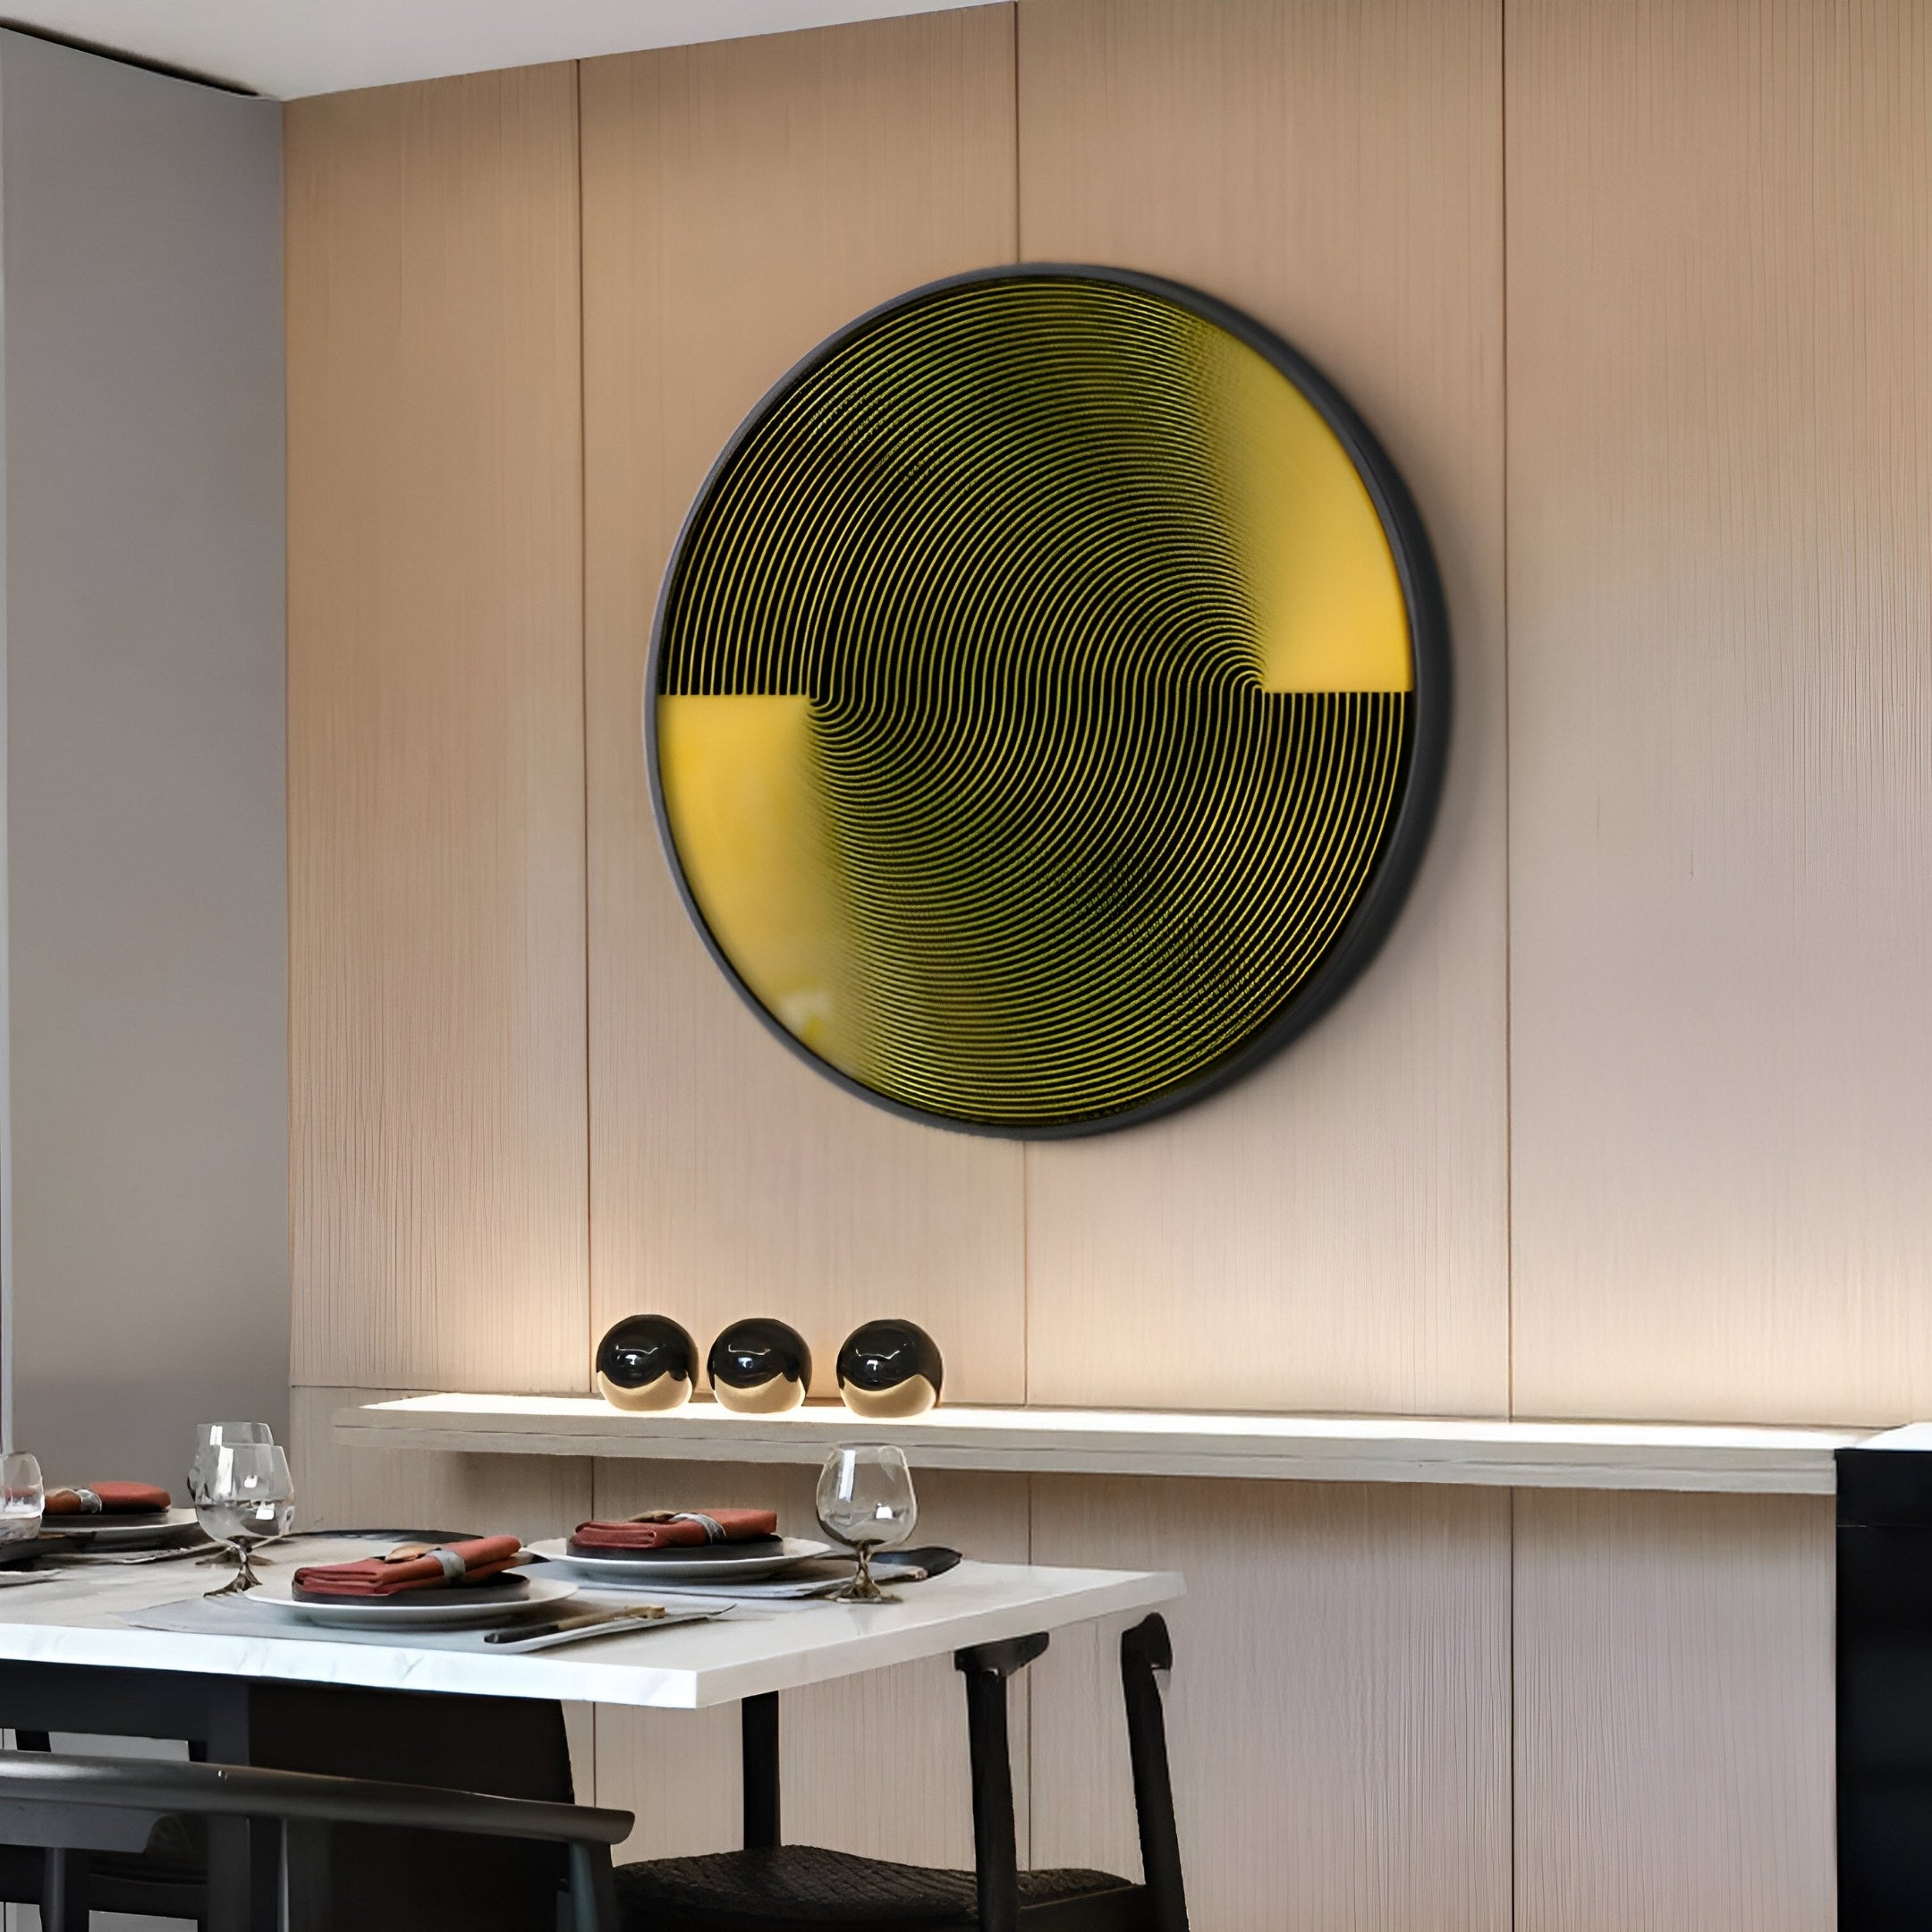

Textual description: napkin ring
[386,1544,469,1579]
[632,1511,728,1542]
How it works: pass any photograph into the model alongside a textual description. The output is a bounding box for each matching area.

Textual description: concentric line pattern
[654,275,1418,1131]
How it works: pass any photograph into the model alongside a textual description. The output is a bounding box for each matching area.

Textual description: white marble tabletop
[0,1542,1182,1710]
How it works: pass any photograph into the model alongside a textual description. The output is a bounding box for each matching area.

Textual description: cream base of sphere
[839,1376,938,1419]
[713,1376,806,1415]
[597,1370,692,1413]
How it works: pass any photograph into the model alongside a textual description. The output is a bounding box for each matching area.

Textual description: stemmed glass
[197,1444,294,1597]
[190,1422,277,1570]
[816,1445,918,1604]
[0,1453,43,1545]
[188,1421,273,1505]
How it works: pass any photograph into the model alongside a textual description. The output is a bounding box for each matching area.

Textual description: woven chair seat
[615,1843,1140,1931]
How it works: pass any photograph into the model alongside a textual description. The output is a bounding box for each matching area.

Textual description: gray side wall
[0,31,286,1487]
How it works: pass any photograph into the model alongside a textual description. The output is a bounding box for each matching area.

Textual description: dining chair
[613,1613,1188,1932]
[0,1750,633,1932]
[0,1730,212,1926]
[0,1523,496,1929]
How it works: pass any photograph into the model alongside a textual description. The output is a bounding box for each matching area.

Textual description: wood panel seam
[574,55,596,1400]
[1500,0,1516,1429]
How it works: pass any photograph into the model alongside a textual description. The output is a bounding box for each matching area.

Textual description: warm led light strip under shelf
[332,1394,1887,1495]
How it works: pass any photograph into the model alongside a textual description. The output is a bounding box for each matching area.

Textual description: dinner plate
[243,1572,579,1630]
[525,1535,834,1583]
[36,1507,204,1549]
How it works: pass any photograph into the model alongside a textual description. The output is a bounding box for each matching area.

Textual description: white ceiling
[0,0,984,99]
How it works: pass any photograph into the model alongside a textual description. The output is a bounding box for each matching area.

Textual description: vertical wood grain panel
[590,1461,1030,1865]
[1513,1491,1835,1932]
[580,12,1025,1400]
[1030,1478,1511,1932]
[287,1387,594,1544]
[1015,0,1509,1416]
[1507,0,1932,1421]
[285,71,589,1392]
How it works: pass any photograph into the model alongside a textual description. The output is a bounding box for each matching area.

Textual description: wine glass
[0,1453,44,1544]
[816,1445,918,1604]
[197,1444,294,1597]
[188,1421,274,1504]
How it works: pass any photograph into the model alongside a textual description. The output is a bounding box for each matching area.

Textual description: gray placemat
[520,1552,941,1601]
[123,1594,720,1653]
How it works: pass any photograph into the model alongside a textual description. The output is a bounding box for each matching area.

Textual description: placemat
[123,1594,724,1653]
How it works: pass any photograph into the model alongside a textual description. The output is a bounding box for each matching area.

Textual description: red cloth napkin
[570,1509,779,1553]
[292,1536,524,1599]
[43,1482,172,1516]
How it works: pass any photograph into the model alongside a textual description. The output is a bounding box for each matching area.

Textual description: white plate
[243,1572,579,1630]
[526,1535,834,1583]
[37,1507,203,1549]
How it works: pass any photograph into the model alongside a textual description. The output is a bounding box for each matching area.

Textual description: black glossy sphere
[595,1315,698,1413]
[708,1318,812,1414]
[836,1318,945,1419]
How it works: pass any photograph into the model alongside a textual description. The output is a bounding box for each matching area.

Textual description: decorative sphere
[595,1315,698,1413]
[708,1318,812,1415]
[836,1319,944,1419]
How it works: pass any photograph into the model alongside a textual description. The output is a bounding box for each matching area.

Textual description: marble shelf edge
[328,1395,1883,1496]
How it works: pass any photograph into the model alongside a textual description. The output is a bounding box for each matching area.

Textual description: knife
[483,1603,688,1649]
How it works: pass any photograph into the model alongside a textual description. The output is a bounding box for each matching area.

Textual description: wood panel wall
[1016,0,1509,1419]
[1030,1479,1512,1932]
[1506,0,1932,1425]
[285,1,1930,1924]
[288,4,1932,1423]
[579,13,1027,1405]
[1513,1491,1835,1932]
[286,68,589,1392]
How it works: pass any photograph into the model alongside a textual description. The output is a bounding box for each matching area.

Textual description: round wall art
[647,266,1446,1138]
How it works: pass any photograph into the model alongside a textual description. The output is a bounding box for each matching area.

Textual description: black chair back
[0,1751,633,1932]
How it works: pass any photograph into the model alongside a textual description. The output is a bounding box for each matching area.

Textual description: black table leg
[199,1677,258,1932]
[201,1814,252,1932]
[247,1680,575,1932]
[741,1692,781,1849]
[41,1847,88,1932]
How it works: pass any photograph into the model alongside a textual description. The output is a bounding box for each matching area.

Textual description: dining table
[0,1535,1182,1932]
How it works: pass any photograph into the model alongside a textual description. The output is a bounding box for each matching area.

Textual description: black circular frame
[643,263,1450,1140]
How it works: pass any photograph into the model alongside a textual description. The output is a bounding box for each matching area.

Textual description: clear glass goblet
[191,1424,275,1567]
[198,1444,293,1597]
[187,1421,274,1505]
[0,1453,44,1545]
[816,1444,917,1604]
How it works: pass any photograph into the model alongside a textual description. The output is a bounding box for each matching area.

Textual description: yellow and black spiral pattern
[651,270,1438,1134]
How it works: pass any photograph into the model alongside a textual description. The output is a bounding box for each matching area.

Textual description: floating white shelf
[333,1394,1878,1495]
